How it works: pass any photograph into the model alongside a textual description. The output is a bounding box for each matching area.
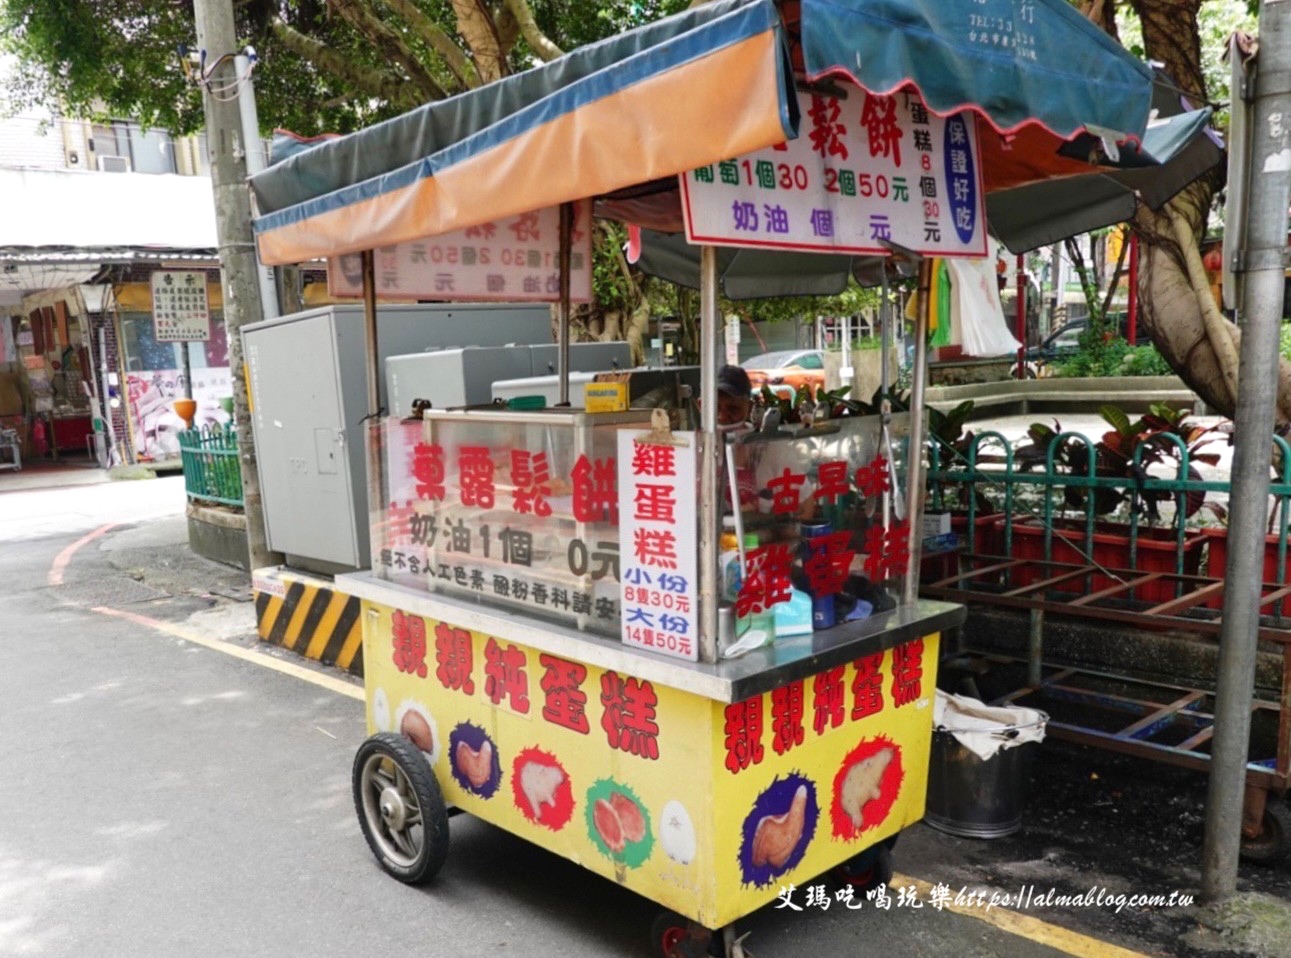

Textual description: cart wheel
[650,910,717,958]
[353,732,450,884]
[833,841,894,893]
[1240,799,1291,865]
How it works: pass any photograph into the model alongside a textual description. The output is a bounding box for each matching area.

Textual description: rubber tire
[353,732,450,884]
[649,910,715,958]
[1240,799,1291,865]
[834,841,895,892]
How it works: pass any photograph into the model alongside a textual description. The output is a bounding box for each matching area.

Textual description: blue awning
[251,0,1155,266]
[799,0,1153,140]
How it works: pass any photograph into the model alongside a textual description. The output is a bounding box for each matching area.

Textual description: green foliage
[1118,343,1174,377]
[1052,329,1130,378]
[0,0,691,136]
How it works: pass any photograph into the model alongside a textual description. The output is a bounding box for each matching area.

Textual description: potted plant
[1003,403,1220,604]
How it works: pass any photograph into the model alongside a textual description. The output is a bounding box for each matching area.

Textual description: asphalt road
[0,469,1284,957]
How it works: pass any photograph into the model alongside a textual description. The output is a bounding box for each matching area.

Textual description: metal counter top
[337,571,965,704]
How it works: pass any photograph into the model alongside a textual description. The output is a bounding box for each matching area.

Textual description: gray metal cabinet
[243,303,551,571]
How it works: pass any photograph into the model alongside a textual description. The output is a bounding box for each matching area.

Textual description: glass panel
[371,409,660,637]
[798,352,824,369]
[727,413,915,630]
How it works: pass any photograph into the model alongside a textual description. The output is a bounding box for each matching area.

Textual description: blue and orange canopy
[251,0,1155,267]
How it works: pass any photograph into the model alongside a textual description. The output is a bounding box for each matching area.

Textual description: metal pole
[557,203,572,406]
[193,0,280,570]
[1015,254,1026,379]
[235,53,279,320]
[361,251,379,417]
[182,341,193,401]
[698,245,720,663]
[1202,0,1291,903]
[1127,232,1139,344]
[903,259,932,605]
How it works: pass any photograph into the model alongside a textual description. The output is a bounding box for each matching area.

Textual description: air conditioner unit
[96,155,131,173]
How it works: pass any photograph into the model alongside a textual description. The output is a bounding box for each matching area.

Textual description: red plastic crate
[998,517,1205,605]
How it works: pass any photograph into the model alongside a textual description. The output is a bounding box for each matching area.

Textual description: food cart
[247,1,1155,954]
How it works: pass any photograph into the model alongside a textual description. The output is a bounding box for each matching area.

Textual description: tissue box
[922,512,952,537]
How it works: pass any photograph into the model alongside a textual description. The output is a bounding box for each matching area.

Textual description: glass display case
[369,405,918,652]
[724,412,914,636]
[370,407,659,637]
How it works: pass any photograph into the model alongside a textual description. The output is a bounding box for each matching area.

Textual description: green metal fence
[178,425,243,507]
[925,429,1291,610]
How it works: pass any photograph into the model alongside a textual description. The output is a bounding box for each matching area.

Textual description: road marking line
[90,605,364,702]
[893,874,1154,958]
[48,523,118,586]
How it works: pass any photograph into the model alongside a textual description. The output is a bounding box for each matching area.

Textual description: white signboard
[617,432,699,662]
[681,88,986,258]
[151,271,211,342]
[328,201,594,303]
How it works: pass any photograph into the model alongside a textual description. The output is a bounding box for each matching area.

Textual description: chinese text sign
[328,201,594,302]
[617,434,699,661]
[681,88,984,258]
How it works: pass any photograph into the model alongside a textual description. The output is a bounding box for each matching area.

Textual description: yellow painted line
[91,605,364,702]
[304,592,348,661]
[893,873,1155,958]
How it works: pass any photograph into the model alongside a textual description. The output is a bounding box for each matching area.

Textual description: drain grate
[59,577,170,607]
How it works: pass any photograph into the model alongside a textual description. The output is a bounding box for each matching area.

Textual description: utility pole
[1202,0,1291,902]
[193,0,281,571]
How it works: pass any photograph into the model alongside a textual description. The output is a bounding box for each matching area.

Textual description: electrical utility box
[387,341,632,416]
[242,303,551,572]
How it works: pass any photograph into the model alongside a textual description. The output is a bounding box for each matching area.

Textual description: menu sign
[329,201,594,302]
[617,432,699,662]
[681,88,985,258]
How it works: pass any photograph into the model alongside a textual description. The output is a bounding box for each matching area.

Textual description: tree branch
[503,0,564,61]
[330,0,450,101]
[384,0,481,90]
[450,0,509,82]
[270,18,419,109]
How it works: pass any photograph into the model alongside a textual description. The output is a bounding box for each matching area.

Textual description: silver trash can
[924,692,1048,839]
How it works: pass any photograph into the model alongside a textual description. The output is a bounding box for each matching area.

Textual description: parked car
[741,349,827,392]
[1022,315,1151,369]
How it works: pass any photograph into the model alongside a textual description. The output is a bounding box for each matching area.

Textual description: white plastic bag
[934,689,1047,761]
[945,257,1023,358]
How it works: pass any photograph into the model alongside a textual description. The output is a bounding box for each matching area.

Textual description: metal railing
[926,430,1291,607]
[178,425,243,507]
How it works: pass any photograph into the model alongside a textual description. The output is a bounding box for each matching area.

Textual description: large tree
[1106,0,1291,422]
[2,0,1275,408]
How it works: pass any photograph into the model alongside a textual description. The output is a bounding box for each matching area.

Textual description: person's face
[717,391,751,427]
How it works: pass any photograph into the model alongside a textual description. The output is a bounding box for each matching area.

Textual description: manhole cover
[60,577,170,607]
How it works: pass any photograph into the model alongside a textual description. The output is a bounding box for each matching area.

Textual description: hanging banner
[617,432,699,662]
[151,271,211,342]
[328,200,594,303]
[681,88,986,258]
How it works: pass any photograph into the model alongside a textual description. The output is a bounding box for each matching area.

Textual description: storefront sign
[681,88,985,258]
[328,201,594,303]
[150,271,211,342]
[617,433,699,662]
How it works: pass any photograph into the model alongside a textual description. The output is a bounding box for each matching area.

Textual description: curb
[252,567,364,676]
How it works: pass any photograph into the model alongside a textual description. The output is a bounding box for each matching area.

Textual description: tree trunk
[1121,0,1291,424]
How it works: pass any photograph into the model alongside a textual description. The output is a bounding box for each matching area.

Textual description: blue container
[801,520,837,630]
[811,593,837,630]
